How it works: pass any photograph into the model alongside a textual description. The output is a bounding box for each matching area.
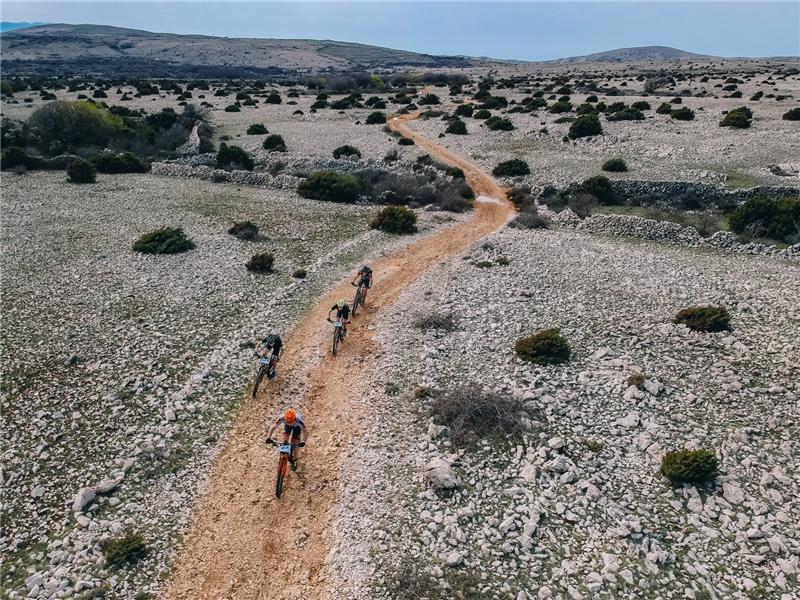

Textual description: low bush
[568,114,602,139]
[262,134,287,152]
[445,118,468,135]
[91,152,148,174]
[413,312,456,331]
[661,448,718,484]
[418,93,440,105]
[577,175,615,204]
[292,268,307,279]
[656,103,673,115]
[246,252,274,273]
[228,221,259,240]
[728,195,800,243]
[670,97,683,104]
[720,107,752,128]
[216,143,253,171]
[365,111,387,124]
[492,158,530,177]
[673,305,731,332]
[510,209,549,229]
[265,92,282,104]
[1,147,40,170]
[431,387,526,446]
[782,107,800,121]
[370,205,417,234]
[606,107,645,121]
[105,532,147,569]
[298,171,362,203]
[473,109,491,119]
[133,227,195,254]
[454,103,474,117]
[515,329,570,364]
[670,107,695,121]
[224,104,240,113]
[485,116,514,131]
[29,100,125,151]
[601,158,627,172]
[246,123,268,135]
[631,101,651,111]
[332,144,361,159]
[548,100,572,114]
[398,137,414,146]
[568,191,597,218]
[66,159,96,183]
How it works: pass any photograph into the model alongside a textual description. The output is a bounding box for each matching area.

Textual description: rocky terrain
[329,224,800,600]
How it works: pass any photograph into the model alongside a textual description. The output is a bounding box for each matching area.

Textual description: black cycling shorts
[284,424,302,440]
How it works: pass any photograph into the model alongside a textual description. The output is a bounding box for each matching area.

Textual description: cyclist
[257,333,283,375]
[327,299,351,336]
[351,265,374,304]
[266,408,308,470]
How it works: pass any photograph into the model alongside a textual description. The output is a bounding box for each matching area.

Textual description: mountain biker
[266,408,308,470]
[257,333,283,373]
[351,265,373,303]
[328,299,350,336]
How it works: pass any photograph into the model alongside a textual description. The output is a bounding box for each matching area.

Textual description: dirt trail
[163,113,513,600]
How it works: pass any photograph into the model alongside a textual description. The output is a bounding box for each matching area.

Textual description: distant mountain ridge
[548,45,719,63]
[1,22,47,32]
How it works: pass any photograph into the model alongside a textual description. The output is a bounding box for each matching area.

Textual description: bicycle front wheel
[332,328,339,355]
[252,367,266,398]
[275,455,287,498]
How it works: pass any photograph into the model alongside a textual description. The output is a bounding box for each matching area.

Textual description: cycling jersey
[274,413,305,439]
[358,268,373,288]
[332,303,350,320]
[261,335,283,357]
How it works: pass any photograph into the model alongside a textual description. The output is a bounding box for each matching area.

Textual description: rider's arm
[265,419,279,441]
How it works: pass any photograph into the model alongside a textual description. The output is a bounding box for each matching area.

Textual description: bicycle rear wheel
[275,455,287,498]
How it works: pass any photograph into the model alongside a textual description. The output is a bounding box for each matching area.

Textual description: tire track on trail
[162,112,513,600]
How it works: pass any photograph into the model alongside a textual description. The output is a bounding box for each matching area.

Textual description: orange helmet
[284,408,296,424]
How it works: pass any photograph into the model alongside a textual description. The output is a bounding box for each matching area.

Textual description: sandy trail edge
[162,113,513,600]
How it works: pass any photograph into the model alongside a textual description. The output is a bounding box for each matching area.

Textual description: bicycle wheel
[332,327,339,356]
[267,357,277,380]
[252,366,266,398]
[351,293,360,317]
[275,455,287,498]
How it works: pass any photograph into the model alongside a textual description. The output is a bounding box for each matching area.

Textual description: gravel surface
[328,225,800,600]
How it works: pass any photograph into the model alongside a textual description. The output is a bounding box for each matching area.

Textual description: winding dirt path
[163,113,513,600]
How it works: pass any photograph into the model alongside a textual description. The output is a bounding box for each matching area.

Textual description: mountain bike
[267,438,304,498]
[351,280,367,316]
[327,317,346,355]
[252,351,277,398]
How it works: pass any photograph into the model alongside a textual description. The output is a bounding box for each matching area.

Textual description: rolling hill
[549,45,718,63]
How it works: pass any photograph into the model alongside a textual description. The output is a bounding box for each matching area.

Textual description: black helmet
[360,265,371,273]
[265,334,278,346]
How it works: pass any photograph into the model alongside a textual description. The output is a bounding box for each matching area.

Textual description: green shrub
[656,103,673,115]
[265,92,282,104]
[414,312,456,331]
[577,175,615,204]
[670,107,695,121]
[548,100,572,114]
[728,195,800,243]
[332,144,361,159]
[673,305,731,332]
[418,93,440,105]
[631,101,651,111]
[398,137,414,146]
[720,107,752,128]
[445,118,468,135]
[661,449,718,484]
[246,123,268,134]
[91,152,148,174]
[246,252,274,273]
[782,107,800,121]
[575,103,598,116]
[568,114,602,139]
[29,100,124,150]
[262,134,287,152]
[515,329,570,365]
[606,107,645,121]
[298,171,362,203]
[485,116,513,131]
[365,111,387,125]
[370,205,417,234]
[454,104,474,117]
[601,158,627,172]
[228,221,259,240]
[670,97,683,104]
[216,143,253,171]
[431,387,526,446]
[66,159,96,183]
[510,209,549,229]
[224,104,240,113]
[1,147,39,170]
[292,268,307,279]
[133,227,195,254]
[105,532,147,569]
[492,159,530,177]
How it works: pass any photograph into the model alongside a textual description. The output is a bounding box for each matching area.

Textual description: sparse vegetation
[431,387,526,446]
[246,252,275,273]
[445,118,468,135]
[492,159,530,177]
[661,448,719,484]
[66,159,96,183]
[262,134,287,152]
[670,107,695,121]
[601,158,627,172]
[568,114,602,139]
[133,227,195,255]
[228,221,259,240]
[332,144,362,159]
[577,175,615,204]
[104,532,147,569]
[515,329,570,364]
[720,107,752,129]
[782,107,800,121]
[298,171,363,203]
[246,123,268,134]
[370,205,418,234]
[673,305,731,332]
[365,111,387,124]
[485,116,514,131]
[414,313,456,331]
[91,152,149,174]
[216,143,253,171]
[729,196,800,244]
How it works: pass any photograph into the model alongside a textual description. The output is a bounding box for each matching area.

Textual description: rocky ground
[328,225,800,600]
[0,170,462,598]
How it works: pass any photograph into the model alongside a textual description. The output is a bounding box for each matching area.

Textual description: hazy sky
[2,1,798,60]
